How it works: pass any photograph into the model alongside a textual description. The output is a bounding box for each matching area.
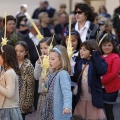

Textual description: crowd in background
[0,1,120,120]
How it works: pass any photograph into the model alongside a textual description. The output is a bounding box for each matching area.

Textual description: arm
[92,51,107,76]
[102,57,120,85]
[34,61,42,80]
[0,70,16,98]
[24,65,35,107]
[59,71,72,110]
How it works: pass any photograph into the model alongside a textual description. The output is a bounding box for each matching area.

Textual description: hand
[42,78,45,83]
[63,108,71,114]
[37,55,44,64]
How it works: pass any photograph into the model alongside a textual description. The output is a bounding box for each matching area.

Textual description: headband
[52,47,61,55]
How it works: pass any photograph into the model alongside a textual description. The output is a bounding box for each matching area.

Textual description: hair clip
[53,47,61,55]
[98,33,108,46]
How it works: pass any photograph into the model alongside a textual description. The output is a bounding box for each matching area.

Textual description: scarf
[73,58,93,111]
[81,58,93,88]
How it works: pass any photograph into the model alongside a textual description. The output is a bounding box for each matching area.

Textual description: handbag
[73,63,88,95]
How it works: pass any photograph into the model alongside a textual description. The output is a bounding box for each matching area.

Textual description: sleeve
[92,51,108,76]
[0,70,16,98]
[34,61,42,80]
[59,71,72,110]
[24,65,35,106]
[101,57,120,85]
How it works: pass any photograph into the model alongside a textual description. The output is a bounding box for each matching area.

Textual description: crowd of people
[0,1,120,120]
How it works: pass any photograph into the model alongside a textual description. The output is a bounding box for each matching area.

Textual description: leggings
[104,103,114,120]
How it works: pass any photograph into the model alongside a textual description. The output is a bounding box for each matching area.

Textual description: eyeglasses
[74,11,83,15]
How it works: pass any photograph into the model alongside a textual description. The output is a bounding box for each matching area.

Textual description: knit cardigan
[46,70,72,120]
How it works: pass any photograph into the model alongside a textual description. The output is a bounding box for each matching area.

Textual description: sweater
[0,68,19,108]
[34,61,43,93]
[101,53,120,93]
[46,70,72,120]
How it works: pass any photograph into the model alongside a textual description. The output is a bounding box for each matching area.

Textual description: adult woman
[38,12,54,37]
[72,3,99,42]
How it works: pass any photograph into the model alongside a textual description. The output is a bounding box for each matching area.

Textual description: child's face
[40,42,49,55]
[80,46,91,60]
[49,52,62,70]
[15,45,27,62]
[0,55,3,66]
[65,35,78,51]
[102,42,114,55]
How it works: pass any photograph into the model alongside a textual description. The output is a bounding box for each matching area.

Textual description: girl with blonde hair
[42,45,72,120]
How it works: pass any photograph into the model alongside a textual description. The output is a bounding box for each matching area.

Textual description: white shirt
[29,32,39,46]
[75,21,90,42]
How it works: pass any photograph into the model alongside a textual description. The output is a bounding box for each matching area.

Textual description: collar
[47,6,51,10]
[29,32,35,39]
[84,21,90,29]
[75,21,90,30]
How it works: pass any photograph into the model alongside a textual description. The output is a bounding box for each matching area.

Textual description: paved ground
[26,92,120,120]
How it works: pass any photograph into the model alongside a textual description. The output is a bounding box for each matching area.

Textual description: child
[63,30,82,113]
[34,37,56,118]
[42,45,72,120]
[15,41,35,120]
[0,44,23,120]
[99,35,120,120]
[73,40,107,120]
[62,30,82,88]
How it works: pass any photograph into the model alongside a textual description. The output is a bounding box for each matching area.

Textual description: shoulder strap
[76,63,88,84]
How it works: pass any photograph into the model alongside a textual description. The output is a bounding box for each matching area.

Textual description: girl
[62,30,82,87]
[63,30,82,113]
[42,45,72,120]
[99,35,120,120]
[34,37,56,118]
[0,44,22,120]
[15,41,35,120]
[73,40,107,120]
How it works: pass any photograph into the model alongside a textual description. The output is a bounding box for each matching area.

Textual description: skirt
[0,107,23,120]
[74,100,105,120]
[37,93,46,118]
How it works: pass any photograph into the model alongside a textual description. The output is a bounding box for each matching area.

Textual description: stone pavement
[26,111,39,120]
[26,92,120,120]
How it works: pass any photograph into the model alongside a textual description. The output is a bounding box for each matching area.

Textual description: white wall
[106,0,120,15]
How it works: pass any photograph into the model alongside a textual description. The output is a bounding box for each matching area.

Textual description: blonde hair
[38,12,48,23]
[50,45,71,74]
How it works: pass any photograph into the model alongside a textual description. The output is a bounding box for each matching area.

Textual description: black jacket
[24,34,40,67]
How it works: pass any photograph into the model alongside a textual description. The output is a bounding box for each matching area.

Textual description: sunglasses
[74,11,83,15]
[20,24,26,27]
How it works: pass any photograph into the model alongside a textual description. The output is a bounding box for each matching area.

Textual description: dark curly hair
[74,3,94,22]
[0,44,20,75]
[3,15,16,25]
